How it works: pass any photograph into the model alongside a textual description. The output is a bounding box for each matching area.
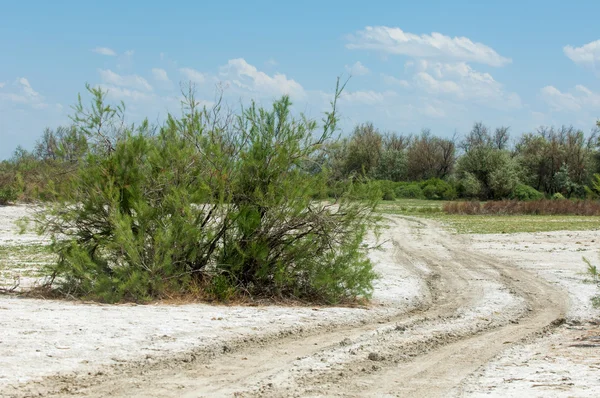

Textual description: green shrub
[0,185,17,205]
[36,83,379,304]
[458,172,482,199]
[552,192,566,200]
[442,185,458,200]
[395,183,424,199]
[511,184,544,201]
[382,189,396,201]
[420,178,454,200]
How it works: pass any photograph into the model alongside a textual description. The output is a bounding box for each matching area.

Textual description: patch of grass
[432,215,600,234]
[377,199,446,215]
[378,200,600,234]
[0,244,55,286]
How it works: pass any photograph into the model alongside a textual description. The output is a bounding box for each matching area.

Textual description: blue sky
[1,0,599,159]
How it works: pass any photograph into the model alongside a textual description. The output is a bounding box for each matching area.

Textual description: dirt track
[4,215,572,398]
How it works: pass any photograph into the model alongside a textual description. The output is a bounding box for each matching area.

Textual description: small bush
[511,184,544,201]
[395,183,424,199]
[0,185,17,205]
[421,178,455,200]
[382,189,396,201]
[552,192,566,200]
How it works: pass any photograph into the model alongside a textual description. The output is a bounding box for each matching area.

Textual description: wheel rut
[11,216,569,398]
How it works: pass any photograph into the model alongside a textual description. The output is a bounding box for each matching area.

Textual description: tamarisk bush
[36,81,379,303]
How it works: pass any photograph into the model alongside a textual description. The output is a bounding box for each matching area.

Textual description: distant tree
[343,123,383,178]
[493,126,510,150]
[406,129,455,181]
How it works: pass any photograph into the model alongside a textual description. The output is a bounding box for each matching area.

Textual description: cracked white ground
[0,205,598,397]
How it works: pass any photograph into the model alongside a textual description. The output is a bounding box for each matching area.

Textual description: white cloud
[540,84,600,112]
[219,58,305,98]
[97,85,155,102]
[0,77,47,109]
[151,68,171,84]
[420,103,447,118]
[345,61,370,76]
[346,26,511,67]
[564,40,600,70]
[265,58,278,67]
[92,47,117,56]
[0,82,5,89]
[340,90,397,105]
[98,69,153,92]
[381,74,410,87]
[409,61,521,109]
[180,67,206,84]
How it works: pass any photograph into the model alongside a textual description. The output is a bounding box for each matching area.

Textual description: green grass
[0,244,55,284]
[377,199,600,234]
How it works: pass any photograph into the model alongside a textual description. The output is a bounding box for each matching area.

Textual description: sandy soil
[457,230,600,397]
[0,206,599,397]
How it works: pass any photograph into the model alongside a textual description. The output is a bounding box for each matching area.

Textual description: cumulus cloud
[151,68,171,84]
[339,90,397,105]
[180,67,206,84]
[408,61,521,109]
[381,74,410,88]
[98,69,153,92]
[0,77,48,109]
[345,61,370,76]
[346,26,511,67]
[219,58,305,98]
[540,85,600,112]
[564,40,600,70]
[97,85,155,102]
[92,47,117,56]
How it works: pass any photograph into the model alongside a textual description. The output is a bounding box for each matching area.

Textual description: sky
[1,0,600,159]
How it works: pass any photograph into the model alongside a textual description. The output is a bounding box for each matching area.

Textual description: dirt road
[2,215,568,397]
[4,215,571,398]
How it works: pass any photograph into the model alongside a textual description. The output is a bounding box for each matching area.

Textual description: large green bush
[36,84,379,303]
[510,184,544,201]
[395,183,424,199]
[420,178,456,200]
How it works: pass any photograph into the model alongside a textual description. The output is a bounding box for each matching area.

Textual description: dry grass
[443,199,600,216]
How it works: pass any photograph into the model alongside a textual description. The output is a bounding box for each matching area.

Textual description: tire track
[11,216,569,397]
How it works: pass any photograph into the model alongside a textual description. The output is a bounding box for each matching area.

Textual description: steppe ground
[0,201,598,397]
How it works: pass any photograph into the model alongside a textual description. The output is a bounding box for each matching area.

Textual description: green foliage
[395,183,424,199]
[583,256,600,308]
[0,186,17,205]
[457,172,482,199]
[0,165,17,205]
[36,82,379,304]
[488,155,521,199]
[374,149,407,182]
[552,192,566,200]
[420,178,456,200]
[343,123,382,178]
[510,184,544,201]
[515,126,596,195]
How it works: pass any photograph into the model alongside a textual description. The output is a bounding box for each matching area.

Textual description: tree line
[317,121,600,201]
[2,114,599,205]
